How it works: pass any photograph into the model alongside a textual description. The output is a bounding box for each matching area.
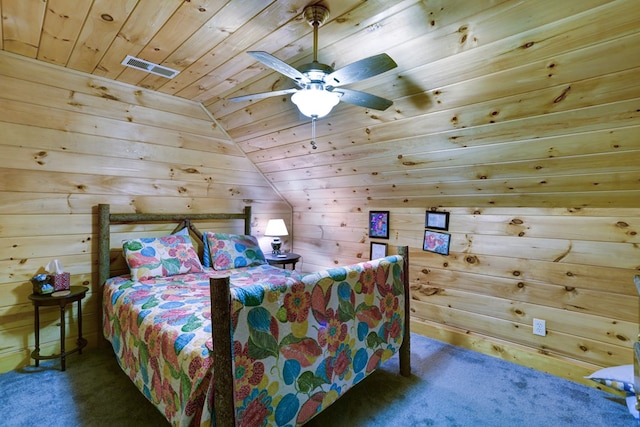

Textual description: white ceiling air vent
[121,55,180,78]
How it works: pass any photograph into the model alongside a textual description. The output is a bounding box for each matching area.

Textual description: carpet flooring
[0,333,636,426]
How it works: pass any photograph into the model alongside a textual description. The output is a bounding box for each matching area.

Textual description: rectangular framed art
[369,211,389,239]
[423,230,451,255]
[425,211,449,231]
[370,242,388,260]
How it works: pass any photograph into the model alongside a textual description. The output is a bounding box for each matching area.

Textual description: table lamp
[265,219,289,255]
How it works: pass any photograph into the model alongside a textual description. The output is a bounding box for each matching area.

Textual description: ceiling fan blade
[229,88,298,103]
[325,53,397,87]
[332,88,393,111]
[247,51,309,86]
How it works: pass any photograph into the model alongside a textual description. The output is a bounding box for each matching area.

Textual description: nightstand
[264,252,301,270]
[29,286,88,371]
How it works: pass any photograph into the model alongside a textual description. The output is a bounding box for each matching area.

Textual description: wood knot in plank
[553,243,572,262]
[419,286,442,296]
[100,92,119,101]
[465,256,478,264]
[553,86,571,103]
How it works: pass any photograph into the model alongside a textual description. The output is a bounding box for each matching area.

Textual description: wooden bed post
[243,206,251,235]
[398,246,411,377]
[97,204,110,291]
[97,204,111,348]
[210,277,235,427]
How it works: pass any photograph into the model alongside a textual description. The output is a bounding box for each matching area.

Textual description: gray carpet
[0,333,636,426]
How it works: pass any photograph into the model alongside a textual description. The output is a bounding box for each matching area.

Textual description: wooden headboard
[97,204,252,290]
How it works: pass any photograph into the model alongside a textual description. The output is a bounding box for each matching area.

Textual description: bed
[97,204,410,426]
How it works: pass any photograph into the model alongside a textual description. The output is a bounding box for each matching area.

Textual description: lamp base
[271,238,282,255]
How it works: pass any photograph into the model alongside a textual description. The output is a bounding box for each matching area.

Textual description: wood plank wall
[261,1,640,388]
[0,52,290,373]
[293,206,639,388]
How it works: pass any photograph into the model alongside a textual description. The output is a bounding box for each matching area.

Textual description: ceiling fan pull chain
[311,115,317,150]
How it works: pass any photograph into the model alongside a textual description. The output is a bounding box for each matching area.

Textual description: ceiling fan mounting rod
[303,5,329,63]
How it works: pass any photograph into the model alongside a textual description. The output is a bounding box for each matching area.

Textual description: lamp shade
[291,86,340,118]
[264,219,289,237]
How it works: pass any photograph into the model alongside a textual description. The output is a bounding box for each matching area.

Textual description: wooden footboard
[210,246,411,426]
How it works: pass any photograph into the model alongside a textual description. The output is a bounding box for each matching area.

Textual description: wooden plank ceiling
[1,0,639,208]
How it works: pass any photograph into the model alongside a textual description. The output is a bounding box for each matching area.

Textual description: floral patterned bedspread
[103,256,406,426]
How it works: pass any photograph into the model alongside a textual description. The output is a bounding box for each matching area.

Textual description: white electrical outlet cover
[533,318,546,336]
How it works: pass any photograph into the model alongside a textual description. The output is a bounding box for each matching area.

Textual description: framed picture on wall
[423,230,451,255]
[370,242,388,260]
[425,211,449,231]
[369,211,390,239]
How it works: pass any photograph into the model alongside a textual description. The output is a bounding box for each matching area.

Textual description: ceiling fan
[230,4,398,147]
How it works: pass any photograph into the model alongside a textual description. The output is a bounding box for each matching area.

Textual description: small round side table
[264,252,301,270]
[29,286,88,371]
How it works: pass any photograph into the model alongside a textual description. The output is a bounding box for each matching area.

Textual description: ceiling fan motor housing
[303,5,330,27]
[298,62,334,80]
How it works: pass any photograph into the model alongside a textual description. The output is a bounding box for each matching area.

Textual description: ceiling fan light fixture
[230,4,397,122]
[291,85,340,118]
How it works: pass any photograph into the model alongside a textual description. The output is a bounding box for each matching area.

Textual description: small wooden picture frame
[425,211,449,231]
[369,211,390,239]
[370,242,388,260]
[423,230,451,255]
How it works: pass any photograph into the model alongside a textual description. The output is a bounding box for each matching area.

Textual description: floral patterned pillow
[123,234,204,281]
[206,233,266,271]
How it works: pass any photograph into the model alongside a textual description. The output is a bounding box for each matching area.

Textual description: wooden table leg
[77,298,83,355]
[60,304,66,371]
[33,306,40,367]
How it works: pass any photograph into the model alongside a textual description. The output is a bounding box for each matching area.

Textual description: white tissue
[45,259,64,274]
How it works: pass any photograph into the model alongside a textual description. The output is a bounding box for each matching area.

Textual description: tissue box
[31,274,54,295]
[50,272,70,291]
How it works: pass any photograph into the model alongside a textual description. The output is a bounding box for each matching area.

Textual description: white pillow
[585,364,635,394]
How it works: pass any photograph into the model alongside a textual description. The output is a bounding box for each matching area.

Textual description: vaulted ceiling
[2,0,639,208]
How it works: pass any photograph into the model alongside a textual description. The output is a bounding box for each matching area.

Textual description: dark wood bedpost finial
[398,245,411,377]
[210,276,235,427]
